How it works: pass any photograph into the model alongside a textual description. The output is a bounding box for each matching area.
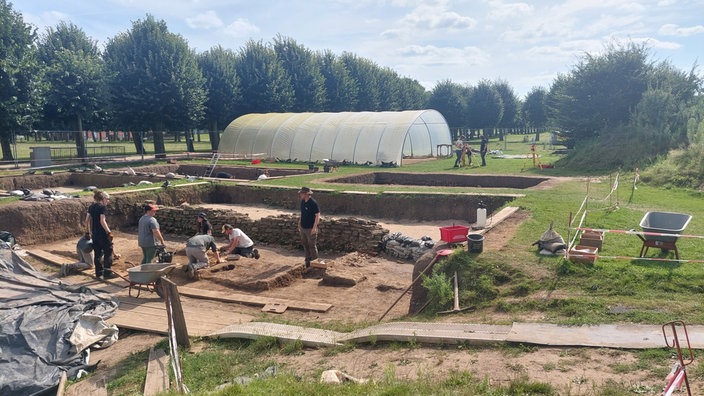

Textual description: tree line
[2,0,702,173]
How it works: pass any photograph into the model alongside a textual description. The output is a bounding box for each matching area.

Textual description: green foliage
[0,0,46,160]
[467,80,504,129]
[197,45,241,141]
[103,15,207,135]
[273,35,326,113]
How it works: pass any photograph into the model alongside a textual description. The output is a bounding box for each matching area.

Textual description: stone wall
[156,206,388,254]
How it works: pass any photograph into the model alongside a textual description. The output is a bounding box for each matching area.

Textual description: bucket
[467,234,484,253]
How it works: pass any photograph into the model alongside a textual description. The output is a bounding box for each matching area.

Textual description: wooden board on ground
[472,206,520,235]
[108,293,254,336]
[261,303,287,314]
[143,348,170,396]
[178,286,332,312]
[26,249,72,267]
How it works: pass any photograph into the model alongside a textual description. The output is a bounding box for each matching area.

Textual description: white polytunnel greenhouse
[218,110,452,166]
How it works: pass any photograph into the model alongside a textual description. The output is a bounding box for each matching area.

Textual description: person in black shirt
[297,187,320,268]
[85,190,115,279]
[480,135,488,166]
[196,212,212,235]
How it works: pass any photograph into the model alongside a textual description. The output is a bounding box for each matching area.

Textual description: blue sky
[14,0,704,98]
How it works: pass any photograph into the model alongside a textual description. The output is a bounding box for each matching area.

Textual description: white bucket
[476,207,487,228]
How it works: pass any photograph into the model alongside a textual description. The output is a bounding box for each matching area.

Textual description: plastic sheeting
[219,110,452,165]
[0,246,118,395]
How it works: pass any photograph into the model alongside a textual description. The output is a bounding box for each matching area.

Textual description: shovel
[439,271,474,314]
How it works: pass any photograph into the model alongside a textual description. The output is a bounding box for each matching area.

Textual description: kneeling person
[60,233,94,276]
[185,234,222,279]
[221,224,260,259]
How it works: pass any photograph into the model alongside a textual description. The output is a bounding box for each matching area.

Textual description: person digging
[184,234,224,279]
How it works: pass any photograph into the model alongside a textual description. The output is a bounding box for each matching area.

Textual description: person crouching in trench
[184,234,223,279]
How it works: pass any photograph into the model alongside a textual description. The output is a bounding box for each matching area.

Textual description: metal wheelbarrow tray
[638,211,692,259]
[126,263,175,297]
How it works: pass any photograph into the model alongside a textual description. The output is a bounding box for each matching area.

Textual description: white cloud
[223,18,260,39]
[395,44,489,66]
[401,4,476,31]
[186,10,223,29]
[658,23,704,37]
[487,1,534,20]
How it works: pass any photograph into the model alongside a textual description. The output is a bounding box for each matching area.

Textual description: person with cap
[196,212,212,235]
[138,203,166,264]
[85,189,116,279]
[184,233,223,279]
[297,186,320,268]
[221,224,260,259]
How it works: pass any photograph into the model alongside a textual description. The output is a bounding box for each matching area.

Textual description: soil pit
[328,172,550,189]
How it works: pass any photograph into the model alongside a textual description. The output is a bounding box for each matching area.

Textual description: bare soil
[22,204,683,395]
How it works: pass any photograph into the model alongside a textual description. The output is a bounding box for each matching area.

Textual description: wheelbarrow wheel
[155,278,165,299]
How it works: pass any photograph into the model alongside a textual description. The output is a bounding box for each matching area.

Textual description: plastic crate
[439,225,469,243]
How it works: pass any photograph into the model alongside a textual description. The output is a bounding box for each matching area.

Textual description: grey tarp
[0,245,118,395]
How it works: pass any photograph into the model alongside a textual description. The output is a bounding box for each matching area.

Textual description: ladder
[203,152,221,177]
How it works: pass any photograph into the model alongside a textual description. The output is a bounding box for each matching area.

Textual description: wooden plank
[143,348,170,396]
[472,206,520,235]
[109,297,253,336]
[56,371,67,396]
[262,303,287,314]
[162,278,190,348]
[178,286,332,312]
[26,249,72,266]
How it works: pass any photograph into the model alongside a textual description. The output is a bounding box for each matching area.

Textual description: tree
[235,39,294,115]
[198,45,241,151]
[0,0,45,160]
[522,86,549,139]
[340,52,381,111]
[547,41,652,147]
[427,79,467,135]
[37,21,104,159]
[466,80,503,132]
[492,80,518,128]
[273,35,325,112]
[316,50,358,111]
[397,77,428,110]
[103,15,206,156]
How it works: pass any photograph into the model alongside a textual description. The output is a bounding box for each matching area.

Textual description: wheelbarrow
[637,211,692,260]
[126,263,175,298]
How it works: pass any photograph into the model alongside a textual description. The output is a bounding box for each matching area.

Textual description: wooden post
[161,277,190,348]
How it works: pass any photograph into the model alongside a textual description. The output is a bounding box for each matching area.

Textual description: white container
[476,207,487,228]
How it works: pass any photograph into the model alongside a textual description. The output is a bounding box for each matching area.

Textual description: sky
[14,0,704,98]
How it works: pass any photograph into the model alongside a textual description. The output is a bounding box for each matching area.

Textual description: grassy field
[8,133,704,394]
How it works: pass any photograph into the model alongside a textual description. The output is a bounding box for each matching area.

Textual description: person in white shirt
[221,224,260,259]
[257,170,270,180]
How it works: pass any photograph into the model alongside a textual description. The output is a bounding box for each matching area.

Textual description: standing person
[184,234,223,279]
[138,203,166,264]
[85,190,115,279]
[297,186,320,268]
[462,143,472,167]
[480,135,488,166]
[453,137,463,168]
[221,224,260,259]
[196,212,212,235]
